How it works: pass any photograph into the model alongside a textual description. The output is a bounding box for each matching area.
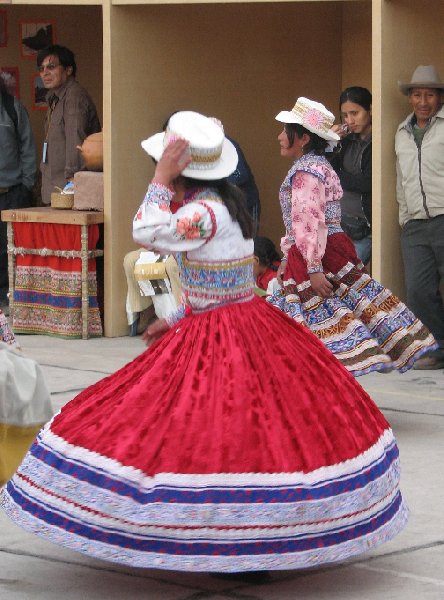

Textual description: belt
[0,187,10,194]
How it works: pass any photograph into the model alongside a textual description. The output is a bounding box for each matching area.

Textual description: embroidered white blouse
[133,183,255,326]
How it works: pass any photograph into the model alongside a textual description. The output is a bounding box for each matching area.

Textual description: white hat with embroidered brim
[398,65,444,96]
[141,111,238,180]
[275,97,340,142]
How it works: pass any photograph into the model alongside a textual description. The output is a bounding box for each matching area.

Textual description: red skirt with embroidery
[2,296,407,572]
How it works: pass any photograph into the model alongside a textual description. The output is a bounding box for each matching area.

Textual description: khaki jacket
[395,104,444,226]
[40,78,101,204]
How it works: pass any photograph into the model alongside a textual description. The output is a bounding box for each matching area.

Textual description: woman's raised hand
[331,123,350,139]
[152,139,192,187]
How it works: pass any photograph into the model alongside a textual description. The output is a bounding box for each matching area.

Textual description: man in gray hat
[395,65,444,369]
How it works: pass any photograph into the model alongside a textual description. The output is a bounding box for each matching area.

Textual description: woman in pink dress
[268,97,437,377]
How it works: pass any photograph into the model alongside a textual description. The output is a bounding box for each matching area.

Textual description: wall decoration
[20,21,55,58]
[0,10,7,47]
[32,73,47,110]
[0,66,19,97]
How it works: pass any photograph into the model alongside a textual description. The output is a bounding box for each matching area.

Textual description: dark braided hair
[182,177,254,240]
[284,123,328,156]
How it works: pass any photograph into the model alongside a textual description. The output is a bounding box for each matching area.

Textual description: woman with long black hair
[331,87,372,266]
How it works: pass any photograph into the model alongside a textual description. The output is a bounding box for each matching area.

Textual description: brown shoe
[413,355,444,370]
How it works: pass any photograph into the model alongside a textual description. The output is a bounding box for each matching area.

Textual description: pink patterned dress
[268,152,437,376]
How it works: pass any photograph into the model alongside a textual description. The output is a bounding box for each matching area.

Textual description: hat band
[189,147,222,168]
[164,130,223,170]
[291,104,334,134]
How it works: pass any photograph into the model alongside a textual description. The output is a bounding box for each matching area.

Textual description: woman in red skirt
[2,111,408,574]
[269,97,437,377]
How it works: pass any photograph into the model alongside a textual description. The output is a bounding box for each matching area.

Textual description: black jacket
[330,136,372,222]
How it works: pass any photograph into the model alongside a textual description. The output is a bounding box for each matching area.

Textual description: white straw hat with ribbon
[141,111,238,180]
[398,65,444,96]
[275,97,340,142]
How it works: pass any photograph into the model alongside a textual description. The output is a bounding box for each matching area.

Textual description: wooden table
[1,208,104,340]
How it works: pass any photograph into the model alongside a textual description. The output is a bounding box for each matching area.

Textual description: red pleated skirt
[2,296,408,572]
[51,296,388,474]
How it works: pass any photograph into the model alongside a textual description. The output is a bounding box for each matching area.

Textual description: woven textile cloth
[11,222,102,338]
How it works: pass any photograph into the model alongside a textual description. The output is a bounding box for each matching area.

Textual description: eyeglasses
[38,63,61,73]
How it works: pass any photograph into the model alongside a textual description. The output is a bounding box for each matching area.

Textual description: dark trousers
[0,184,33,302]
[401,215,444,349]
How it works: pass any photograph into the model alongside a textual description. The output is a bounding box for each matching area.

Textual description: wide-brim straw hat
[141,111,238,180]
[275,97,340,142]
[398,65,444,95]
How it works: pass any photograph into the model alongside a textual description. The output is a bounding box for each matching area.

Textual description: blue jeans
[353,235,372,265]
[401,216,444,350]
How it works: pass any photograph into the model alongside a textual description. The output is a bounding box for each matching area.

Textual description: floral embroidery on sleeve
[133,182,216,252]
[175,212,206,240]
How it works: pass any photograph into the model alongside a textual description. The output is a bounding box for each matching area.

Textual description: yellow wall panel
[105,2,348,334]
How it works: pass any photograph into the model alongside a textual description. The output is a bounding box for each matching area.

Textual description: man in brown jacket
[37,45,101,205]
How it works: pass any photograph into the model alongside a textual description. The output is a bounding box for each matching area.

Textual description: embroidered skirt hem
[2,429,407,572]
[268,234,437,376]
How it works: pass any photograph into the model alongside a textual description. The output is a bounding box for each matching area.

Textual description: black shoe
[212,571,271,585]
[413,355,444,370]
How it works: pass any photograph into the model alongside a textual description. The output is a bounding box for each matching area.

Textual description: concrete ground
[1,333,444,600]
